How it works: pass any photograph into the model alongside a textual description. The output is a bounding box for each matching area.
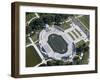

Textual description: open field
[79,15,89,29]
[61,22,71,30]
[26,46,42,67]
[47,34,68,54]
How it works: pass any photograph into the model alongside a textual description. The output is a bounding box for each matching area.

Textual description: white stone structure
[39,25,75,61]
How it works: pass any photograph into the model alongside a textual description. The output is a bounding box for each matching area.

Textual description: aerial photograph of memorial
[25,12,89,67]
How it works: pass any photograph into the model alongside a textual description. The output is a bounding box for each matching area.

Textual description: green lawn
[26,46,42,67]
[75,40,85,48]
[61,22,71,30]
[30,30,41,42]
[30,34,38,42]
[26,13,36,22]
[81,50,89,64]
[79,15,89,29]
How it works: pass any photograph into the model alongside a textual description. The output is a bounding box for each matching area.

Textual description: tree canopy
[29,18,45,31]
[27,13,73,33]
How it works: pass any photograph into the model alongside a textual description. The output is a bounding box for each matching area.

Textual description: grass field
[26,46,42,67]
[61,22,70,30]
[30,34,38,42]
[79,15,89,29]
[48,34,68,54]
[30,30,41,42]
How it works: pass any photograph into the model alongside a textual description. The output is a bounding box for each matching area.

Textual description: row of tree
[26,13,73,34]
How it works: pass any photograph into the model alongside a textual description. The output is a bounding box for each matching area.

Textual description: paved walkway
[29,37,45,60]
[26,37,47,67]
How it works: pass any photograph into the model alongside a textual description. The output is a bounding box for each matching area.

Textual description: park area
[25,12,90,67]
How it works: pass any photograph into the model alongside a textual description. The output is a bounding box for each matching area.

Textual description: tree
[76,47,82,53]
[54,60,64,65]
[34,18,45,29]
[26,25,32,35]
[29,18,45,31]
[83,46,89,52]
[55,14,62,25]
[29,19,36,31]
[41,14,55,25]
[73,55,81,64]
